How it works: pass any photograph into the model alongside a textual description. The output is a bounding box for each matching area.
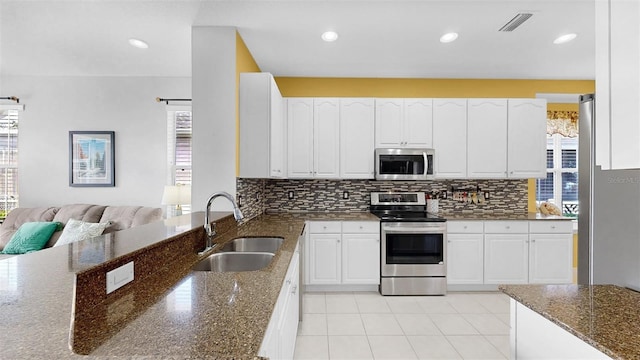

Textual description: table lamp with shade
[161,184,191,217]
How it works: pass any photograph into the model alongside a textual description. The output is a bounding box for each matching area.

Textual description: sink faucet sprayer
[202,191,244,253]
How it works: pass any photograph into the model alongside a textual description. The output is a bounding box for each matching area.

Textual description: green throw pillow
[2,222,63,254]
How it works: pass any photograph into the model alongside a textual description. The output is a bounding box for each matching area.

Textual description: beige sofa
[0,204,163,253]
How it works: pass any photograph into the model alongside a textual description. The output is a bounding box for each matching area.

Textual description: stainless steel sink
[219,237,284,254]
[193,252,275,272]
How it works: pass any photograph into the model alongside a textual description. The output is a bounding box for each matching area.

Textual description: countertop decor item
[69,131,115,187]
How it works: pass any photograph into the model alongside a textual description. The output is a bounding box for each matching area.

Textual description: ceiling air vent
[499,13,533,32]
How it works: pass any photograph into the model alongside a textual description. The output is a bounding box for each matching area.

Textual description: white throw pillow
[54,218,110,247]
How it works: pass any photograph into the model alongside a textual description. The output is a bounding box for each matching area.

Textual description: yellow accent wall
[235,32,261,176]
[275,77,594,212]
[274,77,594,99]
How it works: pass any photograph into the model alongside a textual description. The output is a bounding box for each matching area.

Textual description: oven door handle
[382,225,444,234]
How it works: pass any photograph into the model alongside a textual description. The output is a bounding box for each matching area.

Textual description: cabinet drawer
[308,221,342,233]
[529,221,573,234]
[484,221,528,233]
[342,221,379,233]
[447,221,484,233]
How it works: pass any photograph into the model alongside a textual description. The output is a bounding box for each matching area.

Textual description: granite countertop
[501,284,640,360]
[442,212,573,221]
[0,210,378,359]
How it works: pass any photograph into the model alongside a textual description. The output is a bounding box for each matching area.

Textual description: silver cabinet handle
[551,226,556,229]
[286,279,291,285]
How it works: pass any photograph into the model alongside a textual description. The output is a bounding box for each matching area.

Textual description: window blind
[0,107,19,219]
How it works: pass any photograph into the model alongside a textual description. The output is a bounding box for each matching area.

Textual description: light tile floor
[294,291,511,360]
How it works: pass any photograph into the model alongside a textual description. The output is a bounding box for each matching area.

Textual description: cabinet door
[404,99,433,148]
[279,251,300,360]
[340,98,375,179]
[507,99,547,178]
[447,233,484,285]
[596,0,640,170]
[239,72,272,178]
[375,99,404,147]
[433,99,467,178]
[467,99,508,178]
[314,98,340,178]
[287,98,314,178]
[529,233,573,284]
[484,234,529,284]
[342,233,380,285]
[269,79,286,178]
[308,233,341,284]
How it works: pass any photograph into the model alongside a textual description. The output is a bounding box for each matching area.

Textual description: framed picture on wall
[69,131,115,187]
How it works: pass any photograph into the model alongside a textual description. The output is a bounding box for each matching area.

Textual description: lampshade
[161,185,191,205]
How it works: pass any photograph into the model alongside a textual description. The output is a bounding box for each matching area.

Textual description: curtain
[546,110,578,137]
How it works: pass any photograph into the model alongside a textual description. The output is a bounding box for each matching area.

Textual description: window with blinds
[167,107,192,213]
[536,134,578,217]
[0,107,19,219]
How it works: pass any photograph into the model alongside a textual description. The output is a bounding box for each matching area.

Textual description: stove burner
[370,191,446,223]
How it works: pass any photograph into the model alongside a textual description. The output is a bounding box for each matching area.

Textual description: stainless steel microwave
[375,148,435,180]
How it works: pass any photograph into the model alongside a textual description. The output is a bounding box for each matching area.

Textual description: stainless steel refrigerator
[578,94,640,289]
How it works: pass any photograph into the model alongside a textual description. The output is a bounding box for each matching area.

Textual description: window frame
[538,133,579,215]
[0,104,23,220]
[166,104,192,214]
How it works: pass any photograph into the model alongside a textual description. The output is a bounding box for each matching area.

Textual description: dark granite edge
[500,285,622,360]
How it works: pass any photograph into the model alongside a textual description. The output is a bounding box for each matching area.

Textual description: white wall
[191,26,237,212]
[2,75,190,208]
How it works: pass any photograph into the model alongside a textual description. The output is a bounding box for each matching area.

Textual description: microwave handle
[423,152,427,174]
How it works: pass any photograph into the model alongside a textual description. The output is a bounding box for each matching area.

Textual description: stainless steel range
[370,192,447,296]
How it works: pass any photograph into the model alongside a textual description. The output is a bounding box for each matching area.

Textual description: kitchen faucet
[202,191,244,253]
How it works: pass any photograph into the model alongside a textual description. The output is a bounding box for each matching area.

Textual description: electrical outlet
[343,191,349,200]
[287,190,295,200]
[237,195,243,208]
[484,191,490,200]
[106,261,134,294]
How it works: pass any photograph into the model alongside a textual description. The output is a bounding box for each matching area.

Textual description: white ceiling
[0,0,595,79]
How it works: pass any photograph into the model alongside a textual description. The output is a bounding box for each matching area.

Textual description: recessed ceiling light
[553,33,577,44]
[321,31,338,42]
[128,38,149,49]
[440,32,459,43]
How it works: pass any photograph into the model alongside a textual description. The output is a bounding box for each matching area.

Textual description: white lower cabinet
[308,232,341,284]
[259,243,300,360]
[446,221,484,285]
[511,299,610,359]
[447,220,573,288]
[306,221,380,286]
[484,221,529,284]
[529,221,573,284]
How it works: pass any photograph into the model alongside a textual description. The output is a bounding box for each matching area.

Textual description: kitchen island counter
[501,284,640,359]
[0,210,381,359]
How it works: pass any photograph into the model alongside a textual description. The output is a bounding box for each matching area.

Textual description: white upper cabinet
[433,99,467,178]
[287,98,314,178]
[507,99,547,178]
[314,98,340,178]
[467,99,508,178]
[404,99,434,148]
[269,79,286,178]
[340,99,375,179]
[596,0,640,169]
[375,99,404,147]
[287,98,340,178]
[239,72,286,178]
[375,99,433,148]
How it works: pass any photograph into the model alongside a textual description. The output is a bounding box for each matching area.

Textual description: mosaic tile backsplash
[237,178,528,217]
